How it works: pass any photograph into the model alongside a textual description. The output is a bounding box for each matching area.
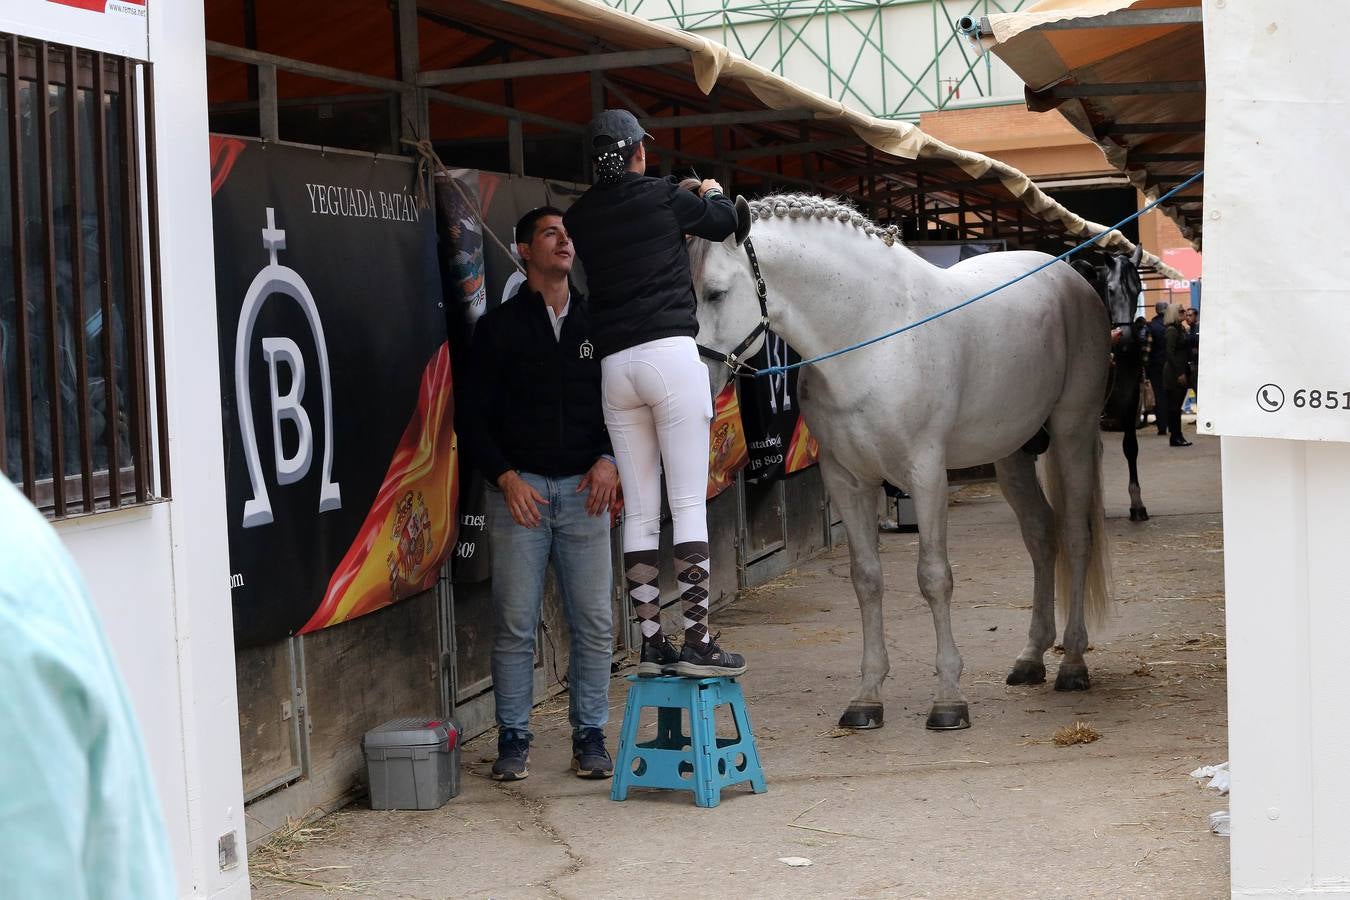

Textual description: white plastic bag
[1190,761,1230,795]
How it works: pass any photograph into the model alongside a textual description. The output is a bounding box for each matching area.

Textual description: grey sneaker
[571,728,613,779]
[670,634,747,678]
[637,635,680,677]
[491,731,530,781]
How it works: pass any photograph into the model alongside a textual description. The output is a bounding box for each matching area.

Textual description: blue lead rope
[755,170,1204,377]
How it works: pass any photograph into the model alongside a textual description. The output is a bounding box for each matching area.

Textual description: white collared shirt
[546,293,571,341]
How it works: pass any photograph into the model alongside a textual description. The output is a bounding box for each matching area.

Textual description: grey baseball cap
[588,109,653,154]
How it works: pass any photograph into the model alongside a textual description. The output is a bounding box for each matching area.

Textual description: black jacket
[1146,315,1167,372]
[463,286,612,483]
[564,173,738,358]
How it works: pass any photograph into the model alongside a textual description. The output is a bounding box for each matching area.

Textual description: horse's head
[690,196,760,388]
[1075,245,1143,327]
[1101,244,1144,326]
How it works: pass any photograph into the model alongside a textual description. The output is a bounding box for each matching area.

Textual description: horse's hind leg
[819,452,889,730]
[994,452,1056,685]
[1045,423,1106,692]
[908,457,969,730]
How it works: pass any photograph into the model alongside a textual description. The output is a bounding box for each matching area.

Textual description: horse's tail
[1043,431,1114,633]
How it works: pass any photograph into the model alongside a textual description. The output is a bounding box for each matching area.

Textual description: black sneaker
[671,634,747,678]
[637,635,680,677]
[491,731,530,781]
[571,727,613,779]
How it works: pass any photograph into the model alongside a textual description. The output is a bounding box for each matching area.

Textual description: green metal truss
[601,0,1032,120]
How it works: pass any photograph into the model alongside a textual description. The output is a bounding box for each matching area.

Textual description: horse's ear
[1130,243,1144,266]
[734,195,753,246]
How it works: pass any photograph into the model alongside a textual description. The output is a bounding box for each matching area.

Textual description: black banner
[212,138,453,649]
[738,330,806,483]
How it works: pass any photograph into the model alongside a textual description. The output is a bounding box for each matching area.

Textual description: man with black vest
[464,206,620,783]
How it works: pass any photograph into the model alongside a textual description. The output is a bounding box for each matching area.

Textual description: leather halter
[697,236,769,379]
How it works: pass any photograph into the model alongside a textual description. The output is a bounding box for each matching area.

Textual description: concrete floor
[251,419,1229,899]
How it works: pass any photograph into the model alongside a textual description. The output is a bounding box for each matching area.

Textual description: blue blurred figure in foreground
[0,478,175,899]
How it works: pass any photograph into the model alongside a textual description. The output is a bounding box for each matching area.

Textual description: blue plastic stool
[610,675,766,808]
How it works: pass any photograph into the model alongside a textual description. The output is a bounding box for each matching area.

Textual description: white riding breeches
[601,336,713,552]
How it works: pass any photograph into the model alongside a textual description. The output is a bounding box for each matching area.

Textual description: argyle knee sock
[624,550,663,642]
[675,541,711,646]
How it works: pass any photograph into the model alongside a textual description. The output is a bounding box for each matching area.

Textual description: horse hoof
[1006,660,1047,685]
[925,702,971,731]
[838,704,884,729]
[1054,666,1091,692]
[1132,506,1149,522]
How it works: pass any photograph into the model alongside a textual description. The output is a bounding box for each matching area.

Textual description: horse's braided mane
[749,193,904,247]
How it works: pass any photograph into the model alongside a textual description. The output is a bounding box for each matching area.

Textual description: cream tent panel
[506,0,1181,273]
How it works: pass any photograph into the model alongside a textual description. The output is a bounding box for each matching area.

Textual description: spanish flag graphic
[707,381,749,499]
[784,412,820,474]
[300,342,459,632]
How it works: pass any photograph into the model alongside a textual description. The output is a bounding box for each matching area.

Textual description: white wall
[1222,439,1350,897]
[35,0,251,895]
[1204,0,1350,896]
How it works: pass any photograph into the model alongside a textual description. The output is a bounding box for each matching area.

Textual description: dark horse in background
[1074,246,1149,522]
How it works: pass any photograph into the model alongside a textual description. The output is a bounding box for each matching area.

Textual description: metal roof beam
[643,108,817,129]
[724,137,860,160]
[1046,81,1205,99]
[418,48,691,87]
[425,88,584,133]
[821,168,1005,192]
[462,0,604,50]
[206,40,406,93]
[652,145,826,194]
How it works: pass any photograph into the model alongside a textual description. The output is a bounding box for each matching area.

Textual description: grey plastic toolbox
[363,717,460,810]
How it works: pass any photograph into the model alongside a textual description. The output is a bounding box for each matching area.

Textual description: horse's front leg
[910,462,969,730]
[821,456,889,730]
[1124,387,1148,521]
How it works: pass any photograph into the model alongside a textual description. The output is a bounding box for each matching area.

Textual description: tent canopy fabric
[202,0,1183,273]
[487,0,1178,269]
[975,0,1204,247]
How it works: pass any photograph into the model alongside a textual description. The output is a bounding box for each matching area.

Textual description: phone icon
[1256,384,1284,412]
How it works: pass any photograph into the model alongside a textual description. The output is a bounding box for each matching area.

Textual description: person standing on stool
[464,206,621,782]
[565,109,747,679]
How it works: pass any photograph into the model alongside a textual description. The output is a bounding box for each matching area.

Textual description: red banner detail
[209,136,247,197]
[707,381,749,499]
[48,0,108,10]
[299,343,459,633]
[784,413,820,475]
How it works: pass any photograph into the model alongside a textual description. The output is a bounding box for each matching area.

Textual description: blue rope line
[755,169,1204,377]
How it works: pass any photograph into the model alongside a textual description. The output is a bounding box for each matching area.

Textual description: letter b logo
[236,209,342,528]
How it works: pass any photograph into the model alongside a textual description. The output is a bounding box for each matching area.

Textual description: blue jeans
[487,472,614,740]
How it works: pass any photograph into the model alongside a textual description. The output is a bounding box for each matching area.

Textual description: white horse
[691,195,1112,730]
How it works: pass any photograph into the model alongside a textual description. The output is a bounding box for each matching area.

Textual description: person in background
[0,478,175,899]
[1145,299,1170,435]
[463,206,621,782]
[1163,303,1193,447]
[1182,308,1200,413]
[565,109,746,678]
